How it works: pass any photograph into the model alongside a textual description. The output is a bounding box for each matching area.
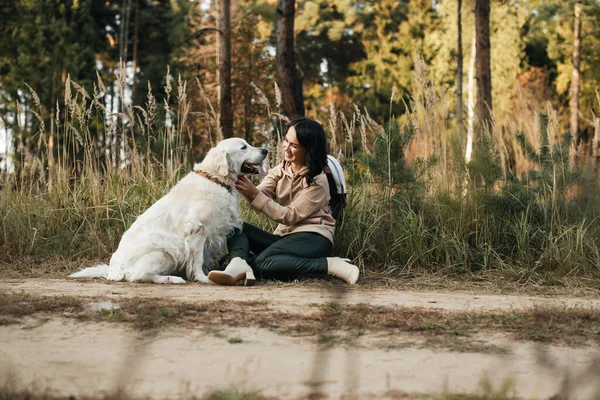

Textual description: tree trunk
[465,29,476,163]
[116,0,131,168]
[593,113,600,180]
[276,0,304,118]
[118,0,125,63]
[593,112,599,159]
[244,20,254,143]
[218,0,233,138]
[131,4,139,99]
[107,69,117,170]
[48,62,57,189]
[1,106,9,178]
[569,2,582,168]
[475,0,492,127]
[456,0,463,144]
[118,0,131,64]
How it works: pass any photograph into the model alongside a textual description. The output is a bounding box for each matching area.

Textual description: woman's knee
[253,252,276,273]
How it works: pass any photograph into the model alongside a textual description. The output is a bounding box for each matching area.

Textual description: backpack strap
[324,167,338,197]
[326,155,347,195]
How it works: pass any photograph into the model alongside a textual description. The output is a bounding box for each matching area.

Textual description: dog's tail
[69,264,109,279]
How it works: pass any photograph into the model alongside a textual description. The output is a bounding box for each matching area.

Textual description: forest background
[1,0,600,286]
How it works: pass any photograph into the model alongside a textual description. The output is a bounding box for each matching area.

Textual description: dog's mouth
[241,161,266,175]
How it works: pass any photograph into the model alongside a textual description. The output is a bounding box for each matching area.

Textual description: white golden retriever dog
[69,138,267,284]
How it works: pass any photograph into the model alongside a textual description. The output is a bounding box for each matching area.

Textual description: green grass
[202,389,267,400]
[97,308,123,322]
[0,317,19,326]
[159,307,176,318]
[0,384,269,400]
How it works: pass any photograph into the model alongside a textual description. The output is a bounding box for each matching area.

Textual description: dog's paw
[167,276,186,284]
[194,275,212,284]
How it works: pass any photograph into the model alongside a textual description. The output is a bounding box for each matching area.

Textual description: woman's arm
[250,174,330,225]
[255,169,279,199]
[236,165,281,202]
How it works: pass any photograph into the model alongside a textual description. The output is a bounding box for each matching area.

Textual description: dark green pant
[227,222,331,280]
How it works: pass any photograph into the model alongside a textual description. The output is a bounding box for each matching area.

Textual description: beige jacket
[250,161,336,243]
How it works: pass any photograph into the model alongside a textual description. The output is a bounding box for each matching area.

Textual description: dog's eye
[241,145,247,150]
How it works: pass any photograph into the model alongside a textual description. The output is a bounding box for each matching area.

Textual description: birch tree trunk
[131,4,139,99]
[117,0,131,168]
[465,29,476,163]
[48,63,57,189]
[569,2,582,168]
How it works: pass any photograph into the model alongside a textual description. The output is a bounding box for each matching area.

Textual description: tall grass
[1,62,193,262]
[2,62,600,282]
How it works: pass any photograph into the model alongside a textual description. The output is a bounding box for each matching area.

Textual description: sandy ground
[1,279,600,399]
[2,278,600,312]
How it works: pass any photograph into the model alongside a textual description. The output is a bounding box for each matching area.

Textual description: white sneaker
[208,257,256,286]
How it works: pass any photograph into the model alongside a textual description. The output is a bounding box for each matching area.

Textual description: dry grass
[0,384,521,400]
[4,64,600,285]
[1,292,598,350]
[0,258,106,279]
[0,384,273,400]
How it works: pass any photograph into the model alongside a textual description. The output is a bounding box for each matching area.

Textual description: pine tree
[178,1,275,152]
[347,0,438,119]
[276,0,305,118]
[475,0,492,126]
[569,2,582,167]
[525,0,600,133]
[457,0,464,142]
[1,0,98,174]
[218,0,233,138]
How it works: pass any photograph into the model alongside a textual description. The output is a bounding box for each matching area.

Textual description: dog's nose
[261,148,268,155]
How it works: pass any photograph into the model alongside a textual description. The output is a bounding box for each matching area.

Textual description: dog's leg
[128,251,186,284]
[149,275,186,284]
[130,272,186,284]
[186,235,209,283]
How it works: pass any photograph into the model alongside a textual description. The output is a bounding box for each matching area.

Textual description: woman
[207,117,359,286]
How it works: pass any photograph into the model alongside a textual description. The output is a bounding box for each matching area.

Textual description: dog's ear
[198,148,233,178]
[212,150,232,177]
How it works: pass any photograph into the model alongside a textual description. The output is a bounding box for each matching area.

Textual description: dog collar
[196,170,233,193]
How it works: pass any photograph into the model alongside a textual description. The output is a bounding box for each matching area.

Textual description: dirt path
[3,278,600,312]
[1,279,600,399]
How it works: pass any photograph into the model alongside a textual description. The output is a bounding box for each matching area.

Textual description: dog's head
[195,138,268,184]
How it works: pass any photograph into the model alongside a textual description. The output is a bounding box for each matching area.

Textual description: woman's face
[283,126,306,166]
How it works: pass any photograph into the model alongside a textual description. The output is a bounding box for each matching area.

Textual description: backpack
[324,155,347,220]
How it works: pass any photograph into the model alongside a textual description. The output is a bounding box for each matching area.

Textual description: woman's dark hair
[287,117,327,186]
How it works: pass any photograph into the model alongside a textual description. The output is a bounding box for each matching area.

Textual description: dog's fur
[69,138,267,284]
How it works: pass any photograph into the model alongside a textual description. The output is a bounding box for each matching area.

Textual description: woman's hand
[235,176,260,202]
